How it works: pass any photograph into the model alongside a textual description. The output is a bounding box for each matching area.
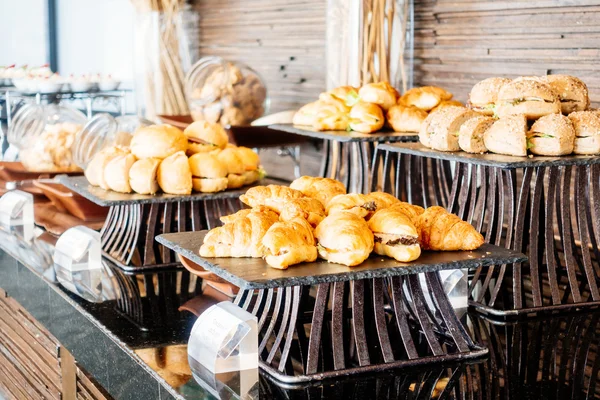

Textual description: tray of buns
[270,124,418,143]
[58,175,284,207]
[378,142,600,169]
[156,231,524,289]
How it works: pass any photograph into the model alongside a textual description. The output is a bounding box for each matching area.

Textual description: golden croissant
[315,212,374,266]
[200,209,279,257]
[368,207,421,262]
[262,217,318,269]
[289,176,346,208]
[313,98,350,131]
[239,185,305,213]
[326,193,377,219]
[387,202,425,223]
[367,192,401,210]
[219,205,277,224]
[415,206,484,251]
[279,197,326,228]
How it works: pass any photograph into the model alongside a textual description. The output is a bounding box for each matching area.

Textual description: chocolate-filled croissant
[368,207,421,262]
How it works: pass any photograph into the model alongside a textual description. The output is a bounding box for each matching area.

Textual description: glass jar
[7,103,87,172]
[72,113,153,169]
[185,56,269,127]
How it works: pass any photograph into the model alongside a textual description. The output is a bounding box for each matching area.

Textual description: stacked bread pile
[85,122,264,195]
[419,75,600,156]
[199,176,484,270]
[293,83,459,134]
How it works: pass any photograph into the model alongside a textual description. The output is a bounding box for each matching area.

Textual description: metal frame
[371,146,600,318]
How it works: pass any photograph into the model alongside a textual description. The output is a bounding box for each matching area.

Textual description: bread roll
[293,101,320,126]
[428,107,479,151]
[527,113,575,156]
[546,74,590,114]
[399,86,452,111]
[349,102,385,133]
[387,104,427,133]
[568,111,600,154]
[496,79,561,120]
[358,82,399,111]
[188,153,228,193]
[129,158,161,195]
[157,151,192,195]
[85,146,128,187]
[458,115,495,154]
[130,124,188,159]
[313,99,350,131]
[468,77,511,115]
[483,114,528,156]
[183,121,228,155]
[319,86,359,103]
[104,153,137,193]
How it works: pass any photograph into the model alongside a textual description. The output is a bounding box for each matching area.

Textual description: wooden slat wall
[413,0,600,106]
[193,0,327,113]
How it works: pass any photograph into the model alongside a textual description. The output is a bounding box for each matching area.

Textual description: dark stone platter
[57,176,285,207]
[156,230,527,290]
[269,124,419,143]
[378,142,600,168]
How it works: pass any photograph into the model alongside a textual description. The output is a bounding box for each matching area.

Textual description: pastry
[546,74,590,114]
[416,206,484,251]
[289,176,346,208]
[527,113,575,156]
[399,86,452,111]
[236,146,263,185]
[358,82,399,111]
[214,147,246,189]
[367,192,400,210]
[188,152,228,193]
[262,218,318,269]
[227,173,246,189]
[200,208,279,258]
[220,205,276,224]
[279,197,326,228]
[314,212,374,266]
[326,193,378,219]
[458,115,495,154]
[157,151,192,195]
[319,86,359,104]
[130,124,188,159]
[387,104,428,133]
[483,114,528,156]
[428,107,479,152]
[432,100,464,112]
[20,121,83,173]
[240,185,305,213]
[368,207,421,262]
[467,77,511,115]
[387,202,425,223]
[85,146,128,187]
[293,101,320,126]
[348,102,385,133]
[183,121,229,155]
[313,99,350,131]
[496,79,561,120]
[129,158,161,195]
[104,153,136,193]
[568,111,600,154]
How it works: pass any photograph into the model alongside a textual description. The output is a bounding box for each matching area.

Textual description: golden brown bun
[388,202,425,223]
[468,77,511,115]
[428,107,479,151]
[319,86,359,103]
[227,173,246,189]
[368,207,420,262]
[279,197,326,228]
[546,74,590,114]
[399,86,452,111]
[192,177,228,193]
[104,153,137,193]
[188,152,227,179]
[358,82,399,111]
[568,111,600,154]
[387,105,427,133]
[432,100,464,112]
[496,79,560,119]
[215,147,245,175]
[574,135,600,155]
[326,193,376,218]
[236,146,260,171]
[293,101,321,126]
[367,192,400,210]
[157,151,192,195]
[85,146,128,187]
[262,218,317,269]
[290,176,346,207]
[349,102,385,133]
[220,205,276,224]
[528,113,575,156]
[242,170,260,185]
[129,158,161,195]
[416,206,484,251]
[184,121,229,154]
[483,114,528,156]
[240,185,305,213]
[200,208,279,257]
[130,124,188,159]
[314,212,374,266]
[458,115,494,154]
[313,99,350,131]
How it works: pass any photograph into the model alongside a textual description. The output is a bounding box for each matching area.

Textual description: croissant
[367,192,401,210]
[290,176,346,208]
[326,193,377,219]
[315,212,374,267]
[319,86,359,104]
[293,101,320,126]
[279,197,326,228]
[368,207,421,262]
[313,99,350,131]
[388,202,425,223]
[239,185,305,213]
[415,206,484,251]
[200,209,279,257]
[262,218,318,269]
[219,205,277,224]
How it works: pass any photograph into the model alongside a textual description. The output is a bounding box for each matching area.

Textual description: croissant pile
[199,176,484,269]
[293,83,459,134]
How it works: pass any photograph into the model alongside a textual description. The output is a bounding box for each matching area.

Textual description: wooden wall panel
[193,0,327,112]
[413,0,600,106]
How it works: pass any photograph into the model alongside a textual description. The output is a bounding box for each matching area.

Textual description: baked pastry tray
[378,142,600,169]
[57,176,284,207]
[156,231,526,290]
[270,124,419,143]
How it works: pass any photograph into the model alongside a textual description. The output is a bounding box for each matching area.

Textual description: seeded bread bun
[527,113,575,156]
[496,79,560,119]
[468,77,511,115]
[546,75,590,114]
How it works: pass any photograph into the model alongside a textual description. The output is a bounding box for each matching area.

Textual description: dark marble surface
[270,124,420,143]
[157,231,526,289]
[378,142,600,168]
[58,176,286,207]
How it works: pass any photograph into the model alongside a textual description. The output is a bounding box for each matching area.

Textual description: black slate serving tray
[57,176,285,207]
[156,230,527,290]
[270,124,419,143]
[378,142,600,169]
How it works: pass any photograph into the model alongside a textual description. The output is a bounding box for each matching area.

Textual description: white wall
[0,0,48,66]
